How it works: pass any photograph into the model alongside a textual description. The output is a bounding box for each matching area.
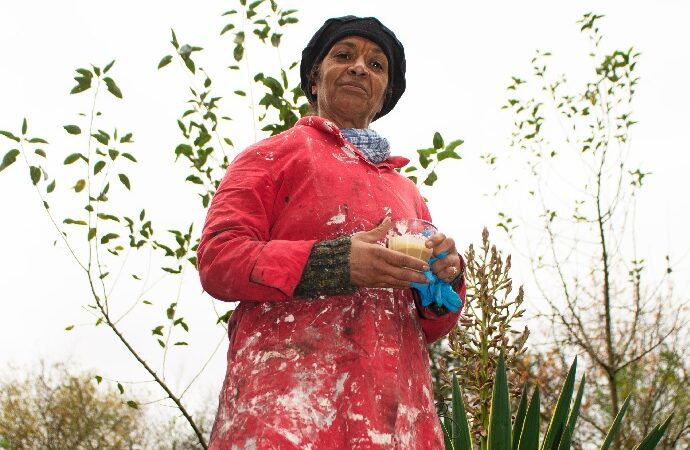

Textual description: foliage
[0,364,146,450]
[438,353,672,450]
[497,12,687,448]
[436,228,529,447]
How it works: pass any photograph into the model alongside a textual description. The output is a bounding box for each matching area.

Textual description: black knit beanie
[300,16,406,121]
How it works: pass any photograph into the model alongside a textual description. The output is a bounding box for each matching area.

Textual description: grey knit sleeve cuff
[294,236,356,298]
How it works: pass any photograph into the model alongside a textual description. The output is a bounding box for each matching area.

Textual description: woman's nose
[348,57,368,76]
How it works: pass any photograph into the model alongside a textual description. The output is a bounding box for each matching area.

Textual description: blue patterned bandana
[340,128,391,164]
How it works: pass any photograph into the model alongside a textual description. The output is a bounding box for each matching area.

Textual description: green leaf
[97,213,119,221]
[423,171,438,186]
[557,375,585,450]
[74,179,86,192]
[93,132,109,145]
[152,325,164,336]
[34,148,47,157]
[433,131,444,149]
[94,375,102,384]
[157,54,173,69]
[88,228,96,241]
[488,352,512,450]
[174,143,193,160]
[517,388,540,450]
[118,173,131,190]
[21,118,27,135]
[216,309,234,324]
[103,77,123,98]
[631,414,673,450]
[184,57,195,74]
[442,415,453,450]
[116,382,124,394]
[438,148,462,161]
[94,160,106,175]
[0,130,20,142]
[233,43,244,62]
[0,149,20,172]
[31,166,44,184]
[101,233,119,244]
[451,373,473,450]
[47,179,56,193]
[120,132,133,143]
[271,32,282,47]
[186,175,203,185]
[103,60,115,73]
[170,28,179,49]
[599,395,631,450]
[29,138,48,144]
[108,149,118,160]
[64,325,74,331]
[541,357,578,450]
[166,303,176,320]
[63,218,87,226]
[512,384,530,450]
[220,23,235,35]
[174,341,188,346]
[64,153,81,165]
[446,139,464,152]
[64,125,81,135]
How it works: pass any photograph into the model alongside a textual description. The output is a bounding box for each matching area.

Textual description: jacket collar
[296,116,410,169]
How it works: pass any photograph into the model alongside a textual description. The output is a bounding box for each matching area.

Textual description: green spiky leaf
[541,357,577,450]
[517,388,540,450]
[599,395,631,450]
[512,384,530,450]
[488,352,512,450]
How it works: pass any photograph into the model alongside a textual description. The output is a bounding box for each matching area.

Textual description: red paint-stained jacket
[198,116,465,450]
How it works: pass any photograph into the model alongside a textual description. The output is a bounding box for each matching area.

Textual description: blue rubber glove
[410,251,463,313]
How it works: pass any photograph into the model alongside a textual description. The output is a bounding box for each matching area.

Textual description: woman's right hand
[350,218,430,289]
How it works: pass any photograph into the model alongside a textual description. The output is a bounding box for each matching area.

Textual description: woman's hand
[425,233,462,282]
[350,218,430,288]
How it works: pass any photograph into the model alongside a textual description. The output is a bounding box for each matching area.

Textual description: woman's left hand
[425,233,462,282]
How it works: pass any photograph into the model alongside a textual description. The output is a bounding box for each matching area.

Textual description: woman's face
[312,36,389,129]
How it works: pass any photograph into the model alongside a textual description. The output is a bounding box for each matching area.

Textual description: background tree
[0,364,146,450]
[499,12,688,448]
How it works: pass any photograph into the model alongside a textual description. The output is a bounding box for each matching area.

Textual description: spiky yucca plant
[439,353,672,450]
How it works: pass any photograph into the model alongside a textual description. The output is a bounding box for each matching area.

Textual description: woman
[198,15,465,449]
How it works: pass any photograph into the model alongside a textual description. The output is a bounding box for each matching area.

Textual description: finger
[432,255,461,279]
[374,274,418,289]
[356,217,392,244]
[425,233,446,249]
[380,247,429,272]
[429,237,456,257]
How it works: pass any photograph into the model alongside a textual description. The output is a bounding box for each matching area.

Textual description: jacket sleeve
[197,150,316,302]
[414,196,465,344]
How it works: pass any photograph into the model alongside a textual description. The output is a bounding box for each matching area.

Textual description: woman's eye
[370,60,384,70]
[335,52,351,60]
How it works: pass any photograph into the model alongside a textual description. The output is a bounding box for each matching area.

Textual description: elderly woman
[198,15,465,449]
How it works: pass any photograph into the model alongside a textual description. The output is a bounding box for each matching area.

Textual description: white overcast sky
[1,0,688,414]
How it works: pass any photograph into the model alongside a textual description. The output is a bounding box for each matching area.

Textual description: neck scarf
[340,128,391,164]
